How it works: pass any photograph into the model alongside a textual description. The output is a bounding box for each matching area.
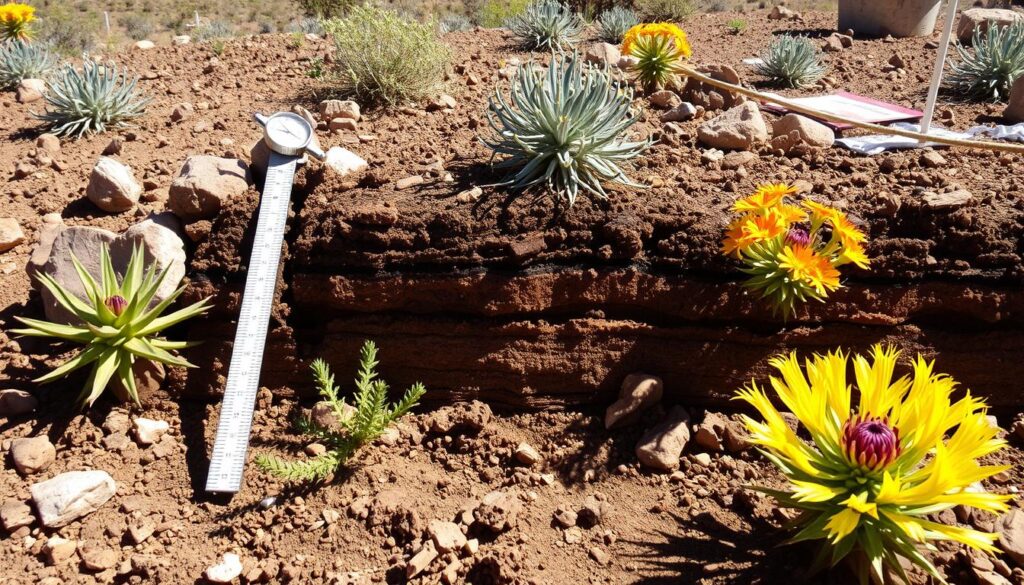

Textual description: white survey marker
[205,112,325,494]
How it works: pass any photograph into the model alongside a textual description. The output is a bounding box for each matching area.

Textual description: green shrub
[193,20,233,42]
[507,0,583,51]
[36,4,100,56]
[727,18,746,34]
[0,40,56,90]
[439,13,473,33]
[597,6,639,43]
[12,244,209,408]
[286,16,325,35]
[298,0,356,19]
[948,22,1024,101]
[323,5,450,108]
[755,34,827,88]
[36,57,150,138]
[634,0,696,22]
[474,0,531,28]
[256,341,426,482]
[119,14,154,41]
[482,52,652,207]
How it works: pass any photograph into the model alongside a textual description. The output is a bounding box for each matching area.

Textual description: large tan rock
[168,156,251,222]
[771,113,835,153]
[30,470,116,528]
[0,217,25,252]
[605,373,663,429]
[698,101,769,151]
[957,8,1023,42]
[635,406,691,471]
[86,157,141,213]
[1006,76,1024,123]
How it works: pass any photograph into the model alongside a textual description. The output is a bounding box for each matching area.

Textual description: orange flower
[733,183,798,213]
[838,240,870,269]
[621,23,692,59]
[0,2,34,40]
[778,244,840,295]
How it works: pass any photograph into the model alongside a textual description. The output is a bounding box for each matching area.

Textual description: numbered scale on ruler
[205,112,325,494]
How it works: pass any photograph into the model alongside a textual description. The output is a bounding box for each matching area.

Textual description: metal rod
[921,0,960,137]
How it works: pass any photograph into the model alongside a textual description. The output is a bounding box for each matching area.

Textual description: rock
[10,436,56,475]
[168,156,251,222]
[324,147,369,177]
[86,157,142,213]
[822,35,845,52]
[692,452,712,466]
[975,569,1012,585]
[36,133,60,155]
[957,9,1023,42]
[429,400,492,434]
[455,186,482,203]
[721,151,757,170]
[998,508,1024,565]
[923,189,972,210]
[920,150,947,168]
[553,507,578,528]
[329,117,359,132]
[768,5,799,20]
[605,373,663,429]
[475,490,521,533]
[0,217,25,252]
[30,470,117,528]
[28,225,112,323]
[771,114,835,152]
[0,389,37,415]
[698,102,768,151]
[44,535,77,565]
[722,420,750,453]
[0,499,33,530]
[133,417,169,446]
[172,35,191,45]
[589,546,610,566]
[426,94,457,111]
[170,102,193,122]
[16,78,45,103]
[649,90,681,109]
[635,406,691,471]
[694,412,730,451]
[428,520,467,553]
[79,542,118,571]
[396,175,424,190]
[1005,76,1024,123]
[701,149,724,164]
[319,99,360,122]
[133,40,156,50]
[514,442,542,466]
[578,494,610,528]
[129,520,155,544]
[406,541,437,579]
[584,42,621,67]
[205,553,243,583]
[660,102,698,123]
[310,400,356,432]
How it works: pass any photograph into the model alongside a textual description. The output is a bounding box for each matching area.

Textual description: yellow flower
[777,243,840,295]
[735,346,1012,583]
[621,22,691,59]
[733,183,798,213]
[837,240,870,269]
[0,2,34,40]
[721,209,788,256]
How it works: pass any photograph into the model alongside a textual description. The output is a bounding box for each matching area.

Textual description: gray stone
[635,406,691,471]
[0,217,25,252]
[205,553,243,583]
[168,156,251,222]
[30,470,117,528]
[605,373,663,429]
[86,157,141,213]
[997,508,1024,566]
[324,147,369,177]
[10,436,56,475]
[698,102,769,150]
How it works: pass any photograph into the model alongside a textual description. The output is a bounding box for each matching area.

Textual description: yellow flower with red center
[0,2,35,41]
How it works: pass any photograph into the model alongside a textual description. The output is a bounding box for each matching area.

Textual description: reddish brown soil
[2,9,1024,585]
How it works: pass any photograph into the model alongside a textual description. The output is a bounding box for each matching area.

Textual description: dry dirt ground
[2,9,1024,585]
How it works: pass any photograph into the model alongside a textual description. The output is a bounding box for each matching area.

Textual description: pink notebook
[761,91,923,131]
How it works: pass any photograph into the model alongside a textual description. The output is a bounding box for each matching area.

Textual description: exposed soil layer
[182,20,1024,407]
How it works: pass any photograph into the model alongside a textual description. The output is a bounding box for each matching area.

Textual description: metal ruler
[205,151,299,494]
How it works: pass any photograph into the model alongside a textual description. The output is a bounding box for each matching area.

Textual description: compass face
[264,113,312,153]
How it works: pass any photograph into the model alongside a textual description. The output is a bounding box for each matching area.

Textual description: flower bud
[842,415,900,471]
[785,227,811,247]
[104,295,127,316]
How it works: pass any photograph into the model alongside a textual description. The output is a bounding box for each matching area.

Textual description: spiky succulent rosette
[722,182,869,318]
[735,345,1012,584]
[35,57,150,138]
[506,0,583,52]
[620,22,691,90]
[482,51,652,206]
[12,244,210,408]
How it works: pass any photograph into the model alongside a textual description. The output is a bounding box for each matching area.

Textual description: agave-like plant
[0,39,55,90]
[755,34,827,89]
[12,244,210,408]
[506,0,583,52]
[596,6,639,44]
[482,52,652,207]
[35,57,150,138]
[948,21,1024,102]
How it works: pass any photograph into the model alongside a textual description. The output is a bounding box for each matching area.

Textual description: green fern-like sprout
[755,34,827,89]
[255,341,426,482]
